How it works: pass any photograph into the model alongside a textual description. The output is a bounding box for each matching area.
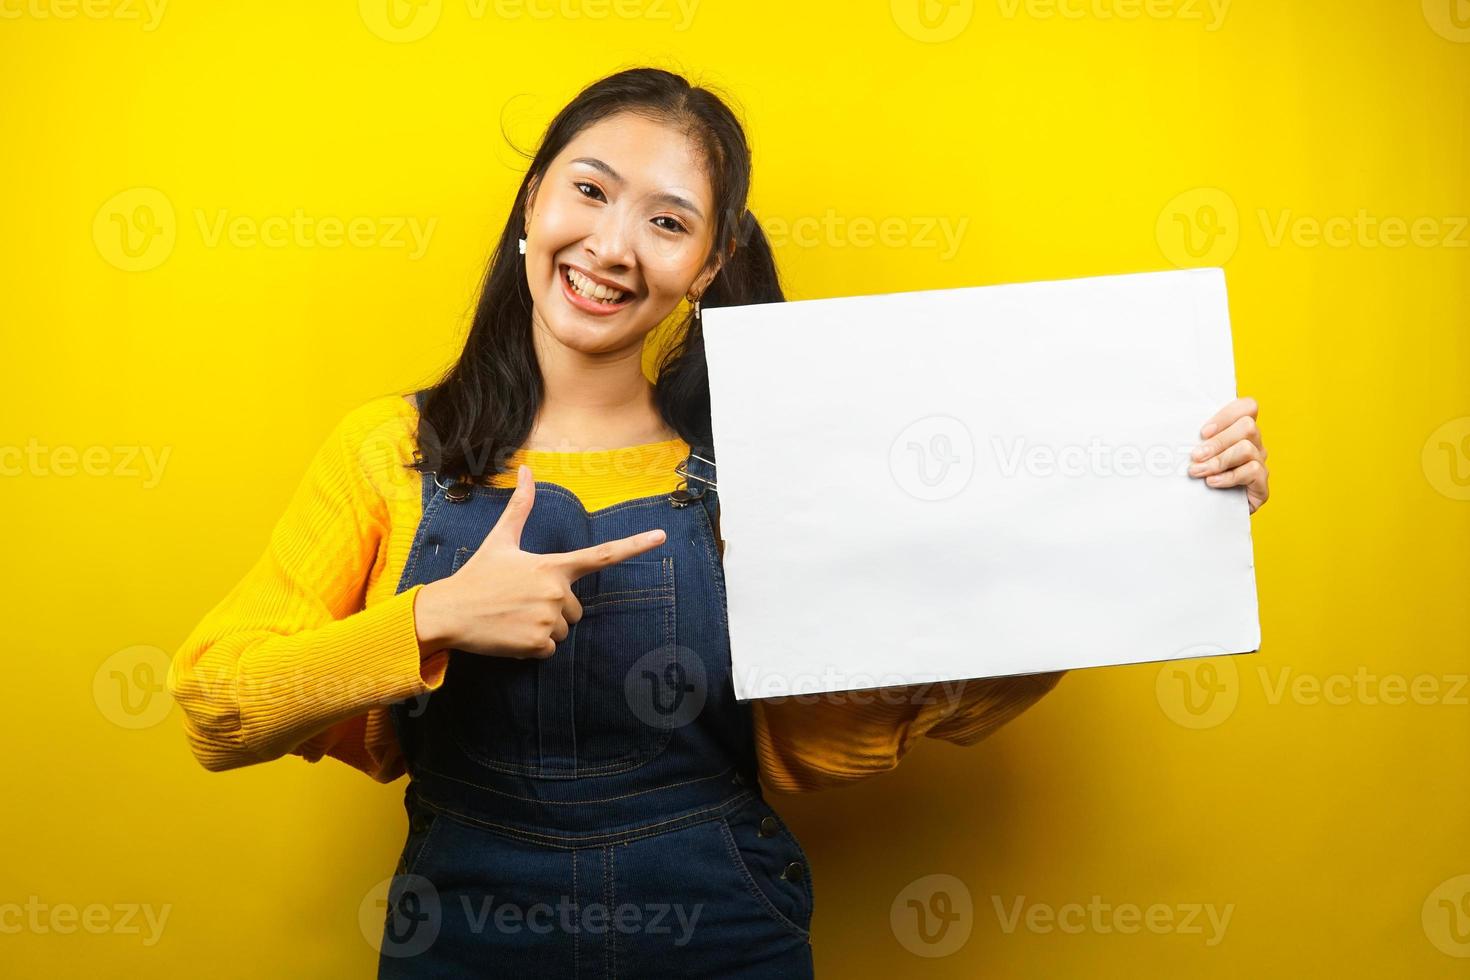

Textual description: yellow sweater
[167,393,1063,792]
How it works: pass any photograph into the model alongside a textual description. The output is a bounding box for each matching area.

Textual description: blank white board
[701,267,1260,700]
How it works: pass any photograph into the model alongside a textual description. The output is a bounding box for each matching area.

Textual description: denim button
[781,861,804,881]
[758,816,779,838]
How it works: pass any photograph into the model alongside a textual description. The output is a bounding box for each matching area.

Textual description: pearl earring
[517,236,527,255]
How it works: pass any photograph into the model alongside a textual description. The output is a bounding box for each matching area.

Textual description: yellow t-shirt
[167,393,1063,792]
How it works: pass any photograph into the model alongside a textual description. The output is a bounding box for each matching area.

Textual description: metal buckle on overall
[433,473,474,503]
[668,453,717,507]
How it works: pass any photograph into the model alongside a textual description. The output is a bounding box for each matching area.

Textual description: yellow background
[2,0,1467,974]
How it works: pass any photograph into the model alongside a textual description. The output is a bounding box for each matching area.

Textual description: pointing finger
[553,529,667,579]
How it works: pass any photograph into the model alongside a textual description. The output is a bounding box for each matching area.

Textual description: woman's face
[522,110,723,356]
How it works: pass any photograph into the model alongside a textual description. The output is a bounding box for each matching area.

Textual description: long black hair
[412,67,785,484]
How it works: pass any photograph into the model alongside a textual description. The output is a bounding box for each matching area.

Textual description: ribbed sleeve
[923,671,1067,747]
[752,671,1066,794]
[167,397,448,776]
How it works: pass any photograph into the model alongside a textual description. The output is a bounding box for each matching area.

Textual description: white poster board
[701,267,1260,701]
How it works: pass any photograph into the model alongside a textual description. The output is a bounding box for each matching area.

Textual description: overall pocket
[443,550,679,777]
[394,806,448,880]
[714,799,814,941]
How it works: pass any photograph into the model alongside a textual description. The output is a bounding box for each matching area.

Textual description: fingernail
[1192,445,1207,460]
[1201,423,1217,438]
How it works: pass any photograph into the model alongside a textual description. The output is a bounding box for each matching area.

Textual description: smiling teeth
[566,267,627,304]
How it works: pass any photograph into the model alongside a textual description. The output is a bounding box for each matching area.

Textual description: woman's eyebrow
[569,156,705,221]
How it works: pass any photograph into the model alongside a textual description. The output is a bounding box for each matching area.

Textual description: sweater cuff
[234,586,448,756]
[409,584,450,689]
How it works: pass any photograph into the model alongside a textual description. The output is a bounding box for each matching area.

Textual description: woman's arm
[166,400,449,776]
[922,671,1066,745]
[752,671,1065,794]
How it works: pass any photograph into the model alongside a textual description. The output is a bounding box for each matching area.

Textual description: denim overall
[376,402,816,978]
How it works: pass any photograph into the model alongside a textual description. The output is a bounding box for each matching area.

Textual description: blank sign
[702,268,1260,700]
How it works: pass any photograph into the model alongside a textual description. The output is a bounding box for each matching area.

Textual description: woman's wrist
[413,579,461,656]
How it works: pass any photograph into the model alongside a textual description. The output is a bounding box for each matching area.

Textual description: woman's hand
[1188,396,1270,514]
[414,464,667,658]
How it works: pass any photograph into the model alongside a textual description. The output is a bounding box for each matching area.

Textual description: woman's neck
[524,415,679,453]
[526,311,680,450]
[529,357,676,452]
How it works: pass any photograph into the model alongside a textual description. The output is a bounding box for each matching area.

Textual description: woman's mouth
[559,264,635,315]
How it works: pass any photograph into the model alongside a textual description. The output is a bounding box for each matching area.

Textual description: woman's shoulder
[323,392,423,503]
[329,391,419,447]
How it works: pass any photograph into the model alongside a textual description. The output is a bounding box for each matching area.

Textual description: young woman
[169,67,1271,977]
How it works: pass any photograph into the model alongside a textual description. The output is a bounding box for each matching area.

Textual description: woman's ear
[691,235,737,299]
[689,255,723,301]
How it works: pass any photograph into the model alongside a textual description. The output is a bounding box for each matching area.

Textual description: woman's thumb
[487,464,534,548]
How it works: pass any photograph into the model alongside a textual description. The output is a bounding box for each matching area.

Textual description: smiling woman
[167,67,1071,978]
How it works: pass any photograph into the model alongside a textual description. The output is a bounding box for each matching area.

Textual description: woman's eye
[572,181,683,233]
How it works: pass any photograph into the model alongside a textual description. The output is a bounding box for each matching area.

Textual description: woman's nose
[585,210,636,268]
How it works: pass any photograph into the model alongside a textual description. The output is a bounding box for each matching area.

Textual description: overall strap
[676,447,723,560]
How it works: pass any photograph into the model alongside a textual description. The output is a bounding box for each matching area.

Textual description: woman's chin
[542,313,646,354]
[537,294,667,354]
